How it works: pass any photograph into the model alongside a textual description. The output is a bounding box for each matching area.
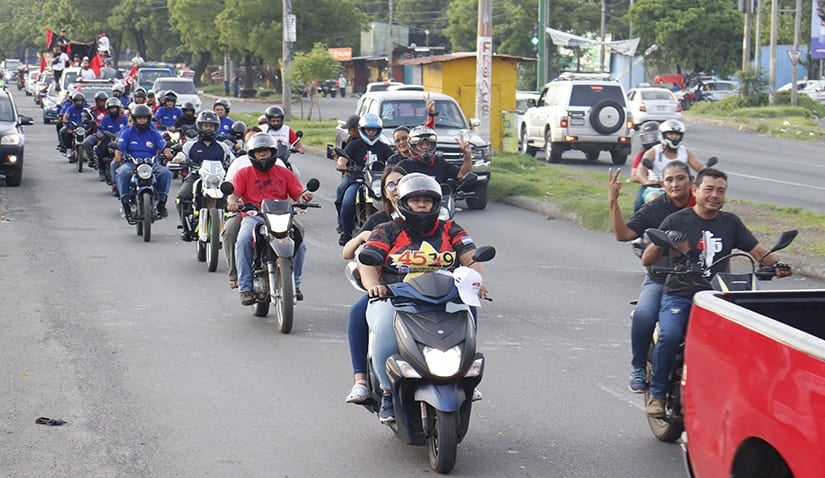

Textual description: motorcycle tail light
[423,345,462,377]
[136,163,153,180]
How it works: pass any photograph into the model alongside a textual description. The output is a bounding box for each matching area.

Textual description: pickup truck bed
[684,289,825,478]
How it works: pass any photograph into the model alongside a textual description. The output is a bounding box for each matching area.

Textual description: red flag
[89,53,103,77]
[46,28,54,49]
[39,54,47,73]
[124,63,138,86]
[66,43,72,56]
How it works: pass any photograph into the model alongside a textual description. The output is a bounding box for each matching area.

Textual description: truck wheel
[544,130,561,163]
[4,166,22,187]
[611,151,628,165]
[465,183,488,210]
[585,151,600,161]
[589,100,625,135]
[520,127,536,156]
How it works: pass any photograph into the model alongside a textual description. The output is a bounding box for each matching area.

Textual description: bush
[257,89,277,98]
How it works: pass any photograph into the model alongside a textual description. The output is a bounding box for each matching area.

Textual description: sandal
[228,280,238,289]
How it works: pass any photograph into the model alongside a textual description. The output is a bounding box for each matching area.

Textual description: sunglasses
[385,181,397,192]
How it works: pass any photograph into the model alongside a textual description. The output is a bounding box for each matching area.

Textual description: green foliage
[735,67,767,107]
[287,43,342,92]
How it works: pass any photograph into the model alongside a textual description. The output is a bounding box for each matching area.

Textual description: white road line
[726,171,825,191]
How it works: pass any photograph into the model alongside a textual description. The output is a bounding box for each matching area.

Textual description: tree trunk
[192,52,212,87]
[244,54,254,89]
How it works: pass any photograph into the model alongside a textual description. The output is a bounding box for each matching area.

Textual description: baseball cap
[453,266,482,307]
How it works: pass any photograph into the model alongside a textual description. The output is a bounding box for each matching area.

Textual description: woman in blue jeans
[342,166,406,404]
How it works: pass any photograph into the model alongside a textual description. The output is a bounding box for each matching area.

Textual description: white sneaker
[345,382,370,403]
[472,388,483,401]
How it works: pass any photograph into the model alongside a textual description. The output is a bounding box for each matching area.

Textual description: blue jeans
[631,275,663,369]
[235,215,306,293]
[348,294,370,375]
[366,299,397,391]
[339,182,360,236]
[335,175,349,228]
[650,295,692,399]
[116,161,172,205]
[634,186,648,213]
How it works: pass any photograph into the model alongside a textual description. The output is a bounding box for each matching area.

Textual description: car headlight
[471,144,492,161]
[136,163,153,180]
[1,133,21,145]
[423,345,462,377]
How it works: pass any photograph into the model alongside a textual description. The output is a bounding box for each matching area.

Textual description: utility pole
[282,0,295,119]
[754,0,763,72]
[600,0,607,72]
[768,0,777,104]
[628,0,634,90]
[791,0,802,106]
[537,0,547,88]
[742,0,752,70]
[476,0,492,143]
[388,0,393,79]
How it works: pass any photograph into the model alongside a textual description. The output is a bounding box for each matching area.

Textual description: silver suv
[519,72,632,165]
[335,90,492,209]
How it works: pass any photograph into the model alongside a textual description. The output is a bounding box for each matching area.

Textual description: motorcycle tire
[196,238,206,262]
[273,257,294,334]
[141,193,152,243]
[206,207,221,272]
[76,146,84,173]
[354,189,369,230]
[427,407,459,473]
[644,362,683,442]
[253,300,270,317]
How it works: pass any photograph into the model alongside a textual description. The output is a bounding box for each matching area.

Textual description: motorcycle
[95,131,118,185]
[334,146,384,230]
[178,159,229,272]
[220,172,321,333]
[439,172,479,220]
[123,154,163,242]
[352,245,495,473]
[165,129,198,180]
[640,228,796,442]
[68,109,95,173]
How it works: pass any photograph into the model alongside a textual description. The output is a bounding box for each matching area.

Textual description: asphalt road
[2,89,824,477]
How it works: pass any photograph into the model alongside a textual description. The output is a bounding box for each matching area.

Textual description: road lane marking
[726,171,825,191]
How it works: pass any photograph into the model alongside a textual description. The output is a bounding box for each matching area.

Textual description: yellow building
[399,52,533,151]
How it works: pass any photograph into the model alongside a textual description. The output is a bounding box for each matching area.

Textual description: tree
[287,43,341,120]
[169,0,227,85]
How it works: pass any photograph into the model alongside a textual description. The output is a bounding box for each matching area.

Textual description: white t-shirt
[80,68,96,80]
[98,35,110,54]
[648,144,688,182]
[53,53,69,72]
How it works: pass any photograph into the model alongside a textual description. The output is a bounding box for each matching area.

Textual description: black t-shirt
[358,211,392,234]
[397,157,460,184]
[343,138,393,168]
[627,194,692,284]
[386,152,408,167]
[658,209,759,297]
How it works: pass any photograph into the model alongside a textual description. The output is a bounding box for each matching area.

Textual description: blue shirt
[117,96,131,108]
[154,106,183,129]
[218,116,234,136]
[99,114,129,136]
[117,126,167,158]
[63,103,92,125]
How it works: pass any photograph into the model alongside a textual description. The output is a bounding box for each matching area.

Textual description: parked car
[34,73,54,105]
[518,72,632,164]
[41,82,63,124]
[777,79,825,92]
[335,89,492,209]
[318,79,338,97]
[625,86,682,126]
[24,71,40,96]
[2,59,22,80]
[0,86,35,186]
[151,77,202,112]
[363,80,405,94]
[515,91,540,151]
[697,80,739,102]
[800,81,825,103]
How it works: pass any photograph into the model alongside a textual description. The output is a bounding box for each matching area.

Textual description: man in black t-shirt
[641,168,791,418]
[397,126,472,184]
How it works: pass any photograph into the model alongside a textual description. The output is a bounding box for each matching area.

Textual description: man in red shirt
[228,133,312,305]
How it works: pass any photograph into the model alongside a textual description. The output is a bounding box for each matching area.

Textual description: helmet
[94,91,108,102]
[659,119,685,149]
[195,110,220,140]
[164,91,178,103]
[105,97,121,111]
[112,84,124,96]
[131,104,153,130]
[246,132,279,172]
[231,120,247,138]
[264,105,285,130]
[358,113,383,146]
[133,87,147,99]
[638,121,660,150]
[72,92,86,103]
[408,126,438,164]
[213,98,231,113]
[181,102,196,113]
[395,172,442,235]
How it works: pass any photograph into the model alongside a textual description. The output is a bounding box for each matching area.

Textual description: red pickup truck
[682,289,825,477]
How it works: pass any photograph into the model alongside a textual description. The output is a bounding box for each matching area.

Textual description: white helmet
[659,119,685,149]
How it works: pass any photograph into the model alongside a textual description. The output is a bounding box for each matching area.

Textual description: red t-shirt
[230,164,304,208]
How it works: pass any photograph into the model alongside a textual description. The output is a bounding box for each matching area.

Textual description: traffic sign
[787,49,802,66]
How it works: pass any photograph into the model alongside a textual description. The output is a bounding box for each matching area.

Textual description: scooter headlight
[371,179,383,197]
[75,126,86,136]
[203,173,223,189]
[136,163,153,180]
[423,345,462,377]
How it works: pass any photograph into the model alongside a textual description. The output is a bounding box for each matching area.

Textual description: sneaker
[157,202,168,218]
[646,398,665,418]
[336,224,343,234]
[295,288,303,301]
[239,291,255,306]
[88,160,97,169]
[628,368,648,393]
[180,231,194,242]
[472,388,483,401]
[98,170,106,182]
[345,382,370,403]
[379,393,395,423]
[338,232,352,246]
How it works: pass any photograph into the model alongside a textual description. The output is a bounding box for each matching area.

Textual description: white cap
[453,267,482,307]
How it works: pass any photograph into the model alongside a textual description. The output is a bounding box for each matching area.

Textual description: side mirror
[358,248,384,267]
[220,182,234,195]
[761,230,798,263]
[461,172,478,185]
[705,156,718,168]
[334,147,348,159]
[645,228,675,248]
[527,98,536,108]
[18,115,34,126]
[471,246,496,264]
[295,130,304,138]
[470,118,480,129]
[305,178,320,192]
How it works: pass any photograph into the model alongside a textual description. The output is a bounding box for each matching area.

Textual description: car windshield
[378,99,467,129]
[569,84,626,107]
[155,80,197,95]
[0,97,15,122]
[708,82,735,91]
[140,70,173,83]
[641,89,675,101]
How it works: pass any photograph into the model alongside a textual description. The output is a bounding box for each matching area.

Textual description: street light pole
[600,0,607,72]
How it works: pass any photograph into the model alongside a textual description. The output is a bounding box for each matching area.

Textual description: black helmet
[181,102,196,113]
[231,120,247,138]
[131,104,153,130]
[112,84,124,96]
[133,87,147,99]
[94,91,108,102]
[638,121,660,150]
[265,105,285,130]
[195,110,220,140]
[408,126,438,165]
[72,92,86,103]
[164,91,178,103]
[105,97,121,113]
[214,98,231,113]
[395,173,442,235]
[246,132,279,172]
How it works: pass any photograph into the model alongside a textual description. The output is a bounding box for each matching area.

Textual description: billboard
[812,0,825,59]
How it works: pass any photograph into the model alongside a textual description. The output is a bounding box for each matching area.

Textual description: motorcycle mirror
[220,182,234,195]
[462,172,478,185]
[295,130,304,138]
[641,158,654,170]
[305,178,320,192]
[471,246,496,264]
[334,147,348,159]
[645,228,675,248]
[358,248,384,267]
[761,230,798,263]
[706,156,718,168]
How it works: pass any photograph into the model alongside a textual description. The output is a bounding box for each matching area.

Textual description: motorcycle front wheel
[141,193,152,242]
[76,145,84,173]
[206,207,221,272]
[427,407,459,473]
[272,256,294,334]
